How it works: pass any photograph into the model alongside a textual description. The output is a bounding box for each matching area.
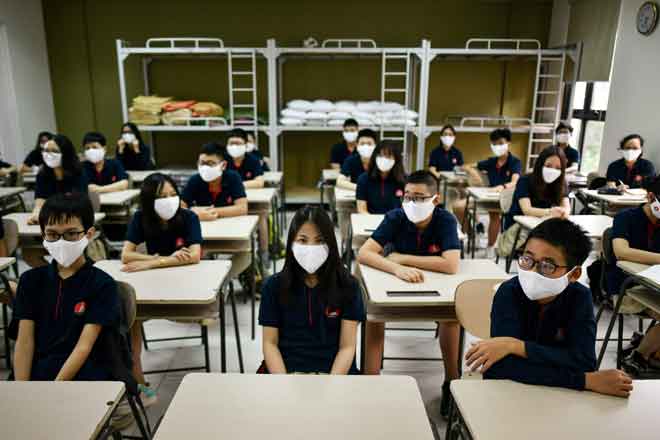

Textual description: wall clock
[637,1,659,35]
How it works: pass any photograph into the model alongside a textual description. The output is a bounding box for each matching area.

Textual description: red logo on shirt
[227,196,233,204]
[112,176,117,182]
[428,244,441,254]
[506,171,511,176]
[325,306,342,318]
[635,175,642,182]
[74,301,86,315]
[175,237,185,248]
[395,189,403,197]
[452,158,457,164]
[246,172,252,178]
[555,328,566,342]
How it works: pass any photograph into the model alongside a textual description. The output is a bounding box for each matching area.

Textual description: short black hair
[490,128,512,142]
[440,124,456,136]
[524,218,592,268]
[555,122,573,134]
[227,128,248,142]
[343,118,359,128]
[39,192,95,233]
[620,133,644,149]
[200,142,223,157]
[405,170,438,193]
[82,131,106,147]
[357,128,378,143]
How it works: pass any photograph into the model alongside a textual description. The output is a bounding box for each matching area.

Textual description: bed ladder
[228,50,259,133]
[381,51,411,167]
[526,52,566,171]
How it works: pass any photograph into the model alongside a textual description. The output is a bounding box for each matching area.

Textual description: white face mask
[556,133,571,144]
[650,198,660,220]
[518,267,574,301]
[154,196,180,221]
[491,143,509,157]
[542,166,562,184]
[198,164,223,182]
[85,148,105,164]
[227,144,247,159]
[43,236,89,268]
[402,195,437,224]
[292,242,329,274]
[621,149,642,162]
[357,143,375,159]
[441,135,455,148]
[246,142,256,153]
[122,133,136,144]
[376,156,395,172]
[343,131,358,143]
[42,152,62,168]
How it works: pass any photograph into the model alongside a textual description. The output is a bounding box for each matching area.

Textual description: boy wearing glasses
[358,170,461,415]
[13,193,120,380]
[466,218,634,398]
[181,142,248,221]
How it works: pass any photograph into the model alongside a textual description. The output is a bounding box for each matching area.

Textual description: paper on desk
[637,265,660,284]
[625,188,647,197]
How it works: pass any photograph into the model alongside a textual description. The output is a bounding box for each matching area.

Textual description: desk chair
[495,187,515,269]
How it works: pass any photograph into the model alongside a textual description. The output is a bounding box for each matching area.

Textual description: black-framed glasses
[518,254,570,277]
[198,161,221,167]
[43,230,85,242]
[402,195,434,204]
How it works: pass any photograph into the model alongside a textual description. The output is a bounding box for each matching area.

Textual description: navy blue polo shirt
[35,170,88,200]
[608,206,660,295]
[117,143,152,171]
[258,272,365,373]
[24,149,44,167]
[13,260,120,380]
[504,175,566,230]
[330,141,355,166]
[477,153,522,187]
[356,173,404,214]
[83,159,128,186]
[606,158,656,188]
[225,153,263,182]
[341,154,368,183]
[126,208,203,256]
[484,277,596,390]
[561,145,580,168]
[371,206,461,256]
[182,170,246,208]
[249,150,270,172]
[429,146,464,172]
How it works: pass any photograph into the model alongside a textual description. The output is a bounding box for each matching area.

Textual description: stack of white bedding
[280,99,418,127]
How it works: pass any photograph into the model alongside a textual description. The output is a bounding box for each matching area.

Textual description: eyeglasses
[518,254,570,276]
[402,195,434,204]
[43,230,86,242]
[198,161,220,167]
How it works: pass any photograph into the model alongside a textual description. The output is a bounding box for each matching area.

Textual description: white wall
[600,0,659,172]
[0,0,56,164]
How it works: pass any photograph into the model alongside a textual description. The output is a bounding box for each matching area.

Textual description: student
[246,132,270,172]
[21,131,53,174]
[606,134,656,190]
[460,128,522,250]
[259,205,365,374]
[81,132,129,193]
[13,192,120,381]
[181,142,248,221]
[356,141,406,214]
[358,170,461,415]
[428,124,464,176]
[336,129,377,191]
[466,218,634,398]
[116,123,153,171]
[554,122,579,172]
[223,128,264,189]
[330,118,359,169]
[503,146,570,231]
[121,172,202,403]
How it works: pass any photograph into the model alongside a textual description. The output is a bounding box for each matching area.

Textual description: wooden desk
[262,171,283,186]
[5,212,106,237]
[580,189,646,214]
[0,381,124,440]
[0,186,27,212]
[322,168,340,183]
[449,379,660,440]
[201,215,258,244]
[465,187,501,258]
[154,374,434,440]
[99,189,140,207]
[0,257,15,272]
[350,213,384,250]
[567,173,588,188]
[514,215,612,239]
[127,169,172,185]
[438,171,469,204]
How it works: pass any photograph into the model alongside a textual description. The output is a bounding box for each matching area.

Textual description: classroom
[1,0,659,438]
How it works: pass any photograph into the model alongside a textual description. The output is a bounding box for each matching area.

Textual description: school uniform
[225,153,263,182]
[126,208,203,256]
[249,151,270,172]
[83,159,128,186]
[606,158,656,188]
[503,175,565,230]
[12,260,120,380]
[340,154,368,184]
[371,206,461,256]
[484,277,596,390]
[24,149,44,168]
[560,145,580,168]
[117,143,152,171]
[477,153,522,187]
[258,272,365,373]
[182,170,246,208]
[608,206,660,295]
[356,172,404,214]
[429,146,464,172]
[35,170,88,200]
[330,141,355,167]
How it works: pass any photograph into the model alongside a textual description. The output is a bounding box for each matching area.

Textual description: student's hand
[585,369,633,398]
[465,337,519,373]
[121,260,155,273]
[617,183,629,192]
[171,247,193,262]
[393,266,424,283]
[549,206,567,219]
[493,185,504,192]
[195,207,219,221]
[387,252,407,265]
[131,141,140,153]
[117,139,125,153]
[88,184,101,193]
[27,215,39,225]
